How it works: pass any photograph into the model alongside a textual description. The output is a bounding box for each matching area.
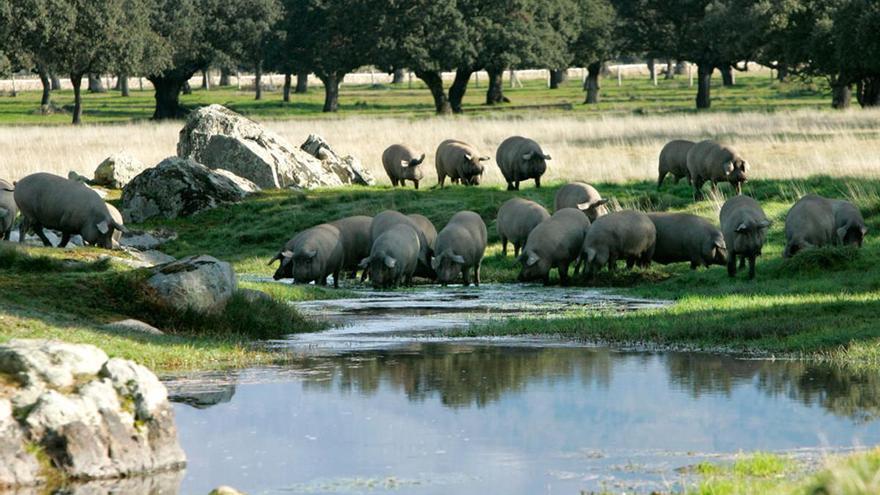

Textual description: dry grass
[2,108,879,185]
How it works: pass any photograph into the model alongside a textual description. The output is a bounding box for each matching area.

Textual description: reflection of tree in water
[665,354,880,422]
[300,345,613,408]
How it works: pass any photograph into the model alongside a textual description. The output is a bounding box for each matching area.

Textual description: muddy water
[162,284,880,495]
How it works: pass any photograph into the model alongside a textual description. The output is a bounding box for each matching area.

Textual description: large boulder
[121,156,254,223]
[93,152,147,189]
[0,340,186,488]
[300,134,374,186]
[177,104,374,188]
[144,255,236,314]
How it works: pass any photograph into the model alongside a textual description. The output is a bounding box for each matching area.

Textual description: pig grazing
[496,198,550,257]
[580,210,656,278]
[382,144,426,189]
[784,194,867,257]
[435,139,489,187]
[432,211,488,286]
[518,208,590,285]
[554,182,609,222]
[720,195,771,279]
[0,179,16,240]
[495,136,550,190]
[687,140,750,199]
[331,215,373,277]
[268,224,345,287]
[657,139,695,189]
[407,213,438,279]
[14,172,126,248]
[648,212,727,269]
[371,210,433,277]
[360,223,421,288]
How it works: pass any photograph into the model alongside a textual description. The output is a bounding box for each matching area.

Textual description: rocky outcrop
[0,340,185,489]
[93,152,147,189]
[177,104,374,189]
[120,157,252,223]
[144,255,236,314]
[301,134,374,186]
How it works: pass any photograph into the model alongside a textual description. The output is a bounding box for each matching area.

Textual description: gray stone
[178,104,373,188]
[103,319,164,336]
[0,339,109,390]
[213,167,261,193]
[120,156,251,223]
[144,255,236,314]
[301,134,374,186]
[93,152,147,189]
[238,287,273,304]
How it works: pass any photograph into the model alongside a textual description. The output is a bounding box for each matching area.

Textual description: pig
[14,172,126,248]
[580,210,656,278]
[496,197,550,257]
[517,208,590,286]
[495,136,550,190]
[370,210,433,277]
[331,215,373,277]
[784,194,867,257]
[687,140,750,199]
[432,211,488,286]
[554,182,609,222]
[647,212,727,269]
[0,179,16,240]
[657,139,695,189]
[268,224,345,287]
[720,195,771,279]
[407,213,438,279]
[382,144,426,189]
[435,139,489,187]
[360,223,421,289]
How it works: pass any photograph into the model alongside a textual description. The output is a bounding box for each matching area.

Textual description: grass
[0,244,318,371]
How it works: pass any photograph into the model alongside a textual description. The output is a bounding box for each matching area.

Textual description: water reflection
[0,469,183,495]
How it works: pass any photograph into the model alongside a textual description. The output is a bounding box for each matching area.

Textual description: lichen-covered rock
[177,104,373,188]
[0,340,186,489]
[120,156,251,223]
[93,152,147,189]
[301,134,374,186]
[144,255,236,314]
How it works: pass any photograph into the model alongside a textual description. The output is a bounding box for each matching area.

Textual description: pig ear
[724,162,734,175]
[758,220,771,229]
[400,160,410,168]
[526,252,540,266]
[464,153,473,161]
[543,154,551,160]
[267,253,282,265]
[384,256,397,268]
[450,254,465,264]
[112,220,127,233]
[304,250,317,259]
[741,160,750,172]
[358,256,371,268]
[479,156,490,161]
[735,222,749,233]
[416,153,426,164]
[861,226,868,235]
[96,220,110,234]
[522,152,534,161]
[585,247,597,264]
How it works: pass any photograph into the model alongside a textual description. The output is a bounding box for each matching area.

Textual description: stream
[157,284,880,494]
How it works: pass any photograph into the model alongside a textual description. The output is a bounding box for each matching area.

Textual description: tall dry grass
[1,109,879,185]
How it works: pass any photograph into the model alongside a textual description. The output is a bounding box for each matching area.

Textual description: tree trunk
[283,72,292,102]
[831,81,852,109]
[319,73,341,112]
[149,76,187,119]
[391,68,405,84]
[49,72,62,90]
[119,73,129,97]
[696,62,713,109]
[549,69,567,89]
[647,58,655,80]
[584,62,601,104]
[449,68,473,114]
[71,73,83,125]
[417,70,451,114]
[87,73,105,93]
[720,64,734,86]
[664,58,674,79]
[485,67,505,105]
[202,69,210,90]
[856,76,880,108]
[219,68,231,86]
[38,66,51,108]
[295,70,309,93]
[776,64,789,82]
[254,61,263,100]
[112,75,121,91]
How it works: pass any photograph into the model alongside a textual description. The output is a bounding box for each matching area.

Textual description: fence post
[139,77,143,91]
[617,65,622,87]
[236,71,241,90]
[474,71,479,88]
[408,71,412,89]
[10,73,15,96]
[688,63,694,87]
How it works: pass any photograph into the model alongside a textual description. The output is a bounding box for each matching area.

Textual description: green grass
[138,175,880,363]
[0,72,831,125]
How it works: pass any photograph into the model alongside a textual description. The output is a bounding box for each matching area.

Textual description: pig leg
[735,181,742,195]
[727,255,737,277]
[501,236,508,256]
[438,174,446,188]
[32,223,53,247]
[559,262,570,286]
[333,269,340,289]
[748,255,756,280]
[738,256,746,269]
[514,243,521,258]
[625,257,635,270]
[657,171,667,190]
[534,176,541,188]
[692,177,705,201]
[58,233,71,248]
[514,181,520,191]
[462,269,470,287]
[475,262,481,286]
[414,180,420,190]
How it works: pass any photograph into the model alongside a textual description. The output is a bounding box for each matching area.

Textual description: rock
[120,229,177,250]
[120,156,251,223]
[0,340,186,488]
[177,104,372,188]
[301,134,374,186]
[238,288,273,304]
[136,249,177,266]
[213,168,261,193]
[103,319,164,336]
[93,152,147,189]
[144,255,236,314]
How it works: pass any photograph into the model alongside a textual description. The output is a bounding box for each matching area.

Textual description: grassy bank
[0,72,829,125]
[146,176,880,363]
[0,244,318,371]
